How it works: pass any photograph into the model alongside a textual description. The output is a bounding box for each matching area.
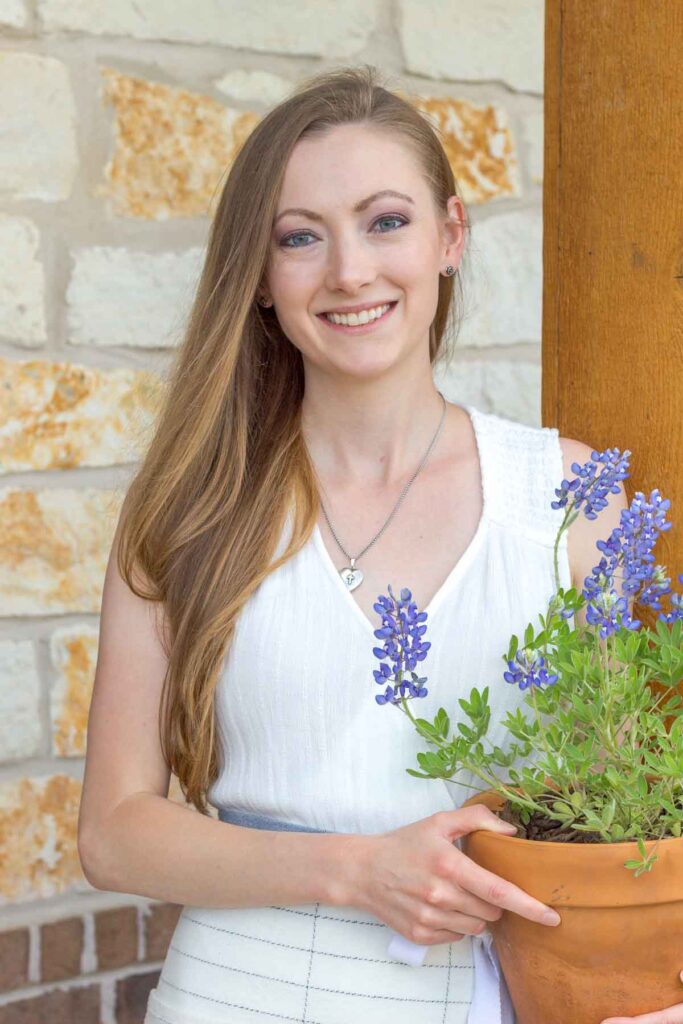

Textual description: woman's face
[263,122,465,382]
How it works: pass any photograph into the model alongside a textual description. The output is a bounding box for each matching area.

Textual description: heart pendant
[340,566,364,592]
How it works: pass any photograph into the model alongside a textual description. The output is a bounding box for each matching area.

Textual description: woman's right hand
[348,805,562,946]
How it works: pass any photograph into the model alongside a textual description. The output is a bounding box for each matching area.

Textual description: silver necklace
[318,391,448,593]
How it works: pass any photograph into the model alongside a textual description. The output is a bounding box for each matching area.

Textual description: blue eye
[372,214,408,233]
[279,230,316,249]
[279,213,408,249]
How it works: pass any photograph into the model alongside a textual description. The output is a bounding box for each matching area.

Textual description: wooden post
[542,0,683,621]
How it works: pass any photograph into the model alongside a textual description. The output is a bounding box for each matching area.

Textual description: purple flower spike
[658,572,683,625]
[579,489,675,632]
[552,449,674,631]
[503,650,558,691]
[552,447,631,520]
[372,583,431,706]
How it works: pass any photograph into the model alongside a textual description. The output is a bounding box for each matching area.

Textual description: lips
[317,300,398,331]
[322,301,396,316]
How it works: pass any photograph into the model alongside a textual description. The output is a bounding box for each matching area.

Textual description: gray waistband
[217,806,332,833]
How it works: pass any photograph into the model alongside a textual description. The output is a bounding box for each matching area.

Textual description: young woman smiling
[77,64,681,1024]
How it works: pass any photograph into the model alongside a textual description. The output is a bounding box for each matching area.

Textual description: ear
[441,195,467,272]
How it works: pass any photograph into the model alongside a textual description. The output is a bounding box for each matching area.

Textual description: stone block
[0,357,162,471]
[0,52,77,201]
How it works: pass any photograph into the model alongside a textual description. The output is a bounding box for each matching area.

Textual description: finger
[419,878,504,922]
[399,892,497,934]
[600,974,683,1023]
[454,855,561,926]
[437,911,493,937]
[415,929,466,945]
[441,889,503,923]
[441,805,519,840]
[601,1002,683,1024]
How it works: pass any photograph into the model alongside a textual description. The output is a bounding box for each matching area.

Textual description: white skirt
[144,900,475,1024]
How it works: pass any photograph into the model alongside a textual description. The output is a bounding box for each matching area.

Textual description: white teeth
[323,302,391,326]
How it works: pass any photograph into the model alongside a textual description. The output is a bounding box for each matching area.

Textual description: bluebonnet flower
[584,587,641,639]
[580,489,675,632]
[503,649,558,691]
[552,447,631,520]
[372,584,431,706]
[659,573,683,626]
[554,442,678,634]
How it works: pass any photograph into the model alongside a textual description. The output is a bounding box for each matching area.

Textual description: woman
[77,65,682,1024]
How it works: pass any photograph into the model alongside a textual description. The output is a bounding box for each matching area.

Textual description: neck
[300,374,447,490]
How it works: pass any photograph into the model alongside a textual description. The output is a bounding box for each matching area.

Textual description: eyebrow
[273,189,415,226]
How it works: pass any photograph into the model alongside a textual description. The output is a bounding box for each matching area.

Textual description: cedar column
[542,0,683,599]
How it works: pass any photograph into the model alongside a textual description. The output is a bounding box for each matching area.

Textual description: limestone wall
[0,2,544,1019]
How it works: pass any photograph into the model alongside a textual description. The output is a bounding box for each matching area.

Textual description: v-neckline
[310,403,489,639]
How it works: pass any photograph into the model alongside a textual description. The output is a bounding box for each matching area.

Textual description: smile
[317,301,398,332]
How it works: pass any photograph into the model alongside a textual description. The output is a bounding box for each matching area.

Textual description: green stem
[398,694,552,816]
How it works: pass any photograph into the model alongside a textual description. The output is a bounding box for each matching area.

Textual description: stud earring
[443,265,455,276]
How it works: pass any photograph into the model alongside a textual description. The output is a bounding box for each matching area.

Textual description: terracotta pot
[461,789,683,1024]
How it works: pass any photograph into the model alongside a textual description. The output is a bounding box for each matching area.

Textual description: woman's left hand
[601,975,683,1024]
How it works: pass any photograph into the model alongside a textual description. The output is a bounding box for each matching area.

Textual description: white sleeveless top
[145,403,572,1024]
[207,403,572,829]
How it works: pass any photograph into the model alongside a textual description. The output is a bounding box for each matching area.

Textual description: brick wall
[0,901,181,1022]
[0,1,544,1020]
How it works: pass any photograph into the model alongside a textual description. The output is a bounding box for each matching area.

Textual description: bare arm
[86,790,360,908]
[77,506,360,909]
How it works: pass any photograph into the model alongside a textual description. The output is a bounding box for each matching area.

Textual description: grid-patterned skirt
[144,900,475,1024]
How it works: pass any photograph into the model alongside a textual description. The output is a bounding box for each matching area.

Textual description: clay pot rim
[468,831,683,851]
[462,789,683,852]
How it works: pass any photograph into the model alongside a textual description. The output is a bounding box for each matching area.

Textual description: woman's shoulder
[466,402,560,449]
[465,403,566,542]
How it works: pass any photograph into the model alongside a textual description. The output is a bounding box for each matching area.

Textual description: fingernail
[542,910,561,925]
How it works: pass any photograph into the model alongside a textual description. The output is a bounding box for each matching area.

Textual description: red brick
[95,905,138,971]
[143,903,182,961]
[116,970,160,1024]
[40,915,83,983]
[0,928,29,993]
[0,982,100,1024]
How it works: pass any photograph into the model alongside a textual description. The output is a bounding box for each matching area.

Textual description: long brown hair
[117,63,471,813]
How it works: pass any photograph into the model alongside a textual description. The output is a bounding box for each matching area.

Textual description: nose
[324,232,378,296]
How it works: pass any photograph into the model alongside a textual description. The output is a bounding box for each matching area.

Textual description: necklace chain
[318,391,447,584]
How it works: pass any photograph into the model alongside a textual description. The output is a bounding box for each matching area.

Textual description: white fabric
[470,931,516,1024]
[145,402,572,1024]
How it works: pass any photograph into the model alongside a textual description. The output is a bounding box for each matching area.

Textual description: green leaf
[602,798,616,830]
[551,801,573,817]
[415,718,438,738]
[435,707,450,738]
